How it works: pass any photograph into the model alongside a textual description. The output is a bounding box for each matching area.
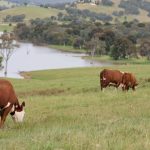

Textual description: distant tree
[99,30,115,53]
[137,23,146,27]
[24,2,28,6]
[111,37,135,60]
[4,14,25,22]
[73,37,84,49]
[101,0,114,6]
[140,41,150,60]
[0,33,16,77]
[14,23,30,40]
[85,38,106,56]
[51,16,57,21]
[127,35,137,44]
[57,12,64,20]
[85,38,97,56]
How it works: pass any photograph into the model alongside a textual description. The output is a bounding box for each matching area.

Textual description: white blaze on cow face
[103,77,106,81]
[12,110,25,122]
[11,101,25,122]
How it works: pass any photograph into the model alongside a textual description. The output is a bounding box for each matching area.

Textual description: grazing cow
[100,69,124,91]
[0,79,25,128]
[122,73,138,91]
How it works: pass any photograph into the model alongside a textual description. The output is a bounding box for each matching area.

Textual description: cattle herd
[0,68,138,127]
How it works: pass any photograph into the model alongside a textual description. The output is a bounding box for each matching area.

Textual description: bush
[101,0,114,6]
[4,14,26,22]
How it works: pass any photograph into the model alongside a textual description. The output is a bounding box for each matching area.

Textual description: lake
[0,43,111,78]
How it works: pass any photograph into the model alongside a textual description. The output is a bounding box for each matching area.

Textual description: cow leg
[100,84,103,91]
[122,84,128,91]
[132,86,135,91]
[126,85,129,91]
[0,106,12,128]
[116,83,120,90]
[122,85,126,91]
[101,83,109,91]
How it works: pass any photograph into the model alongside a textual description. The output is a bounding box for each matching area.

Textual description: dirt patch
[18,88,70,98]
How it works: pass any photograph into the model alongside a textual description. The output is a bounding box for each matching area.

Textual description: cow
[122,73,138,91]
[100,69,124,91]
[0,79,25,128]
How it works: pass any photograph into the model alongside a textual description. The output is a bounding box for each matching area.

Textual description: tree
[101,0,114,6]
[0,33,16,77]
[99,30,115,54]
[57,12,64,20]
[85,38,106,56]
[73,37,84,49]
[111,37,135,60]
[139,40,150,60]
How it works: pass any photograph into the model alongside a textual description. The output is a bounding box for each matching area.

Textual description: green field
[0,65,150,150]
[0,24,14,32]
[0,6,64,22]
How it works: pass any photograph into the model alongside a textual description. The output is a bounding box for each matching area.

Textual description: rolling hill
[0,5,64,22]
[1,0,150,24]
[76,0,150,23]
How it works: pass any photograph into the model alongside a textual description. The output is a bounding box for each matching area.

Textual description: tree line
[14,17,150,60]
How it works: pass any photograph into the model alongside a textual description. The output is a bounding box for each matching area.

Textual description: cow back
[0,79,18,108]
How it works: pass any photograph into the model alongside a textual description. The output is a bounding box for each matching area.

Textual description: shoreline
[48,45,87,54]
[19,71,31,79]
[17,42,150,65]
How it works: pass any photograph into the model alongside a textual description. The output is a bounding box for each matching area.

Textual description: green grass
[0,6,64,22]
[0,24,14,32]
[49,45,86,53]
[0,65,150,149]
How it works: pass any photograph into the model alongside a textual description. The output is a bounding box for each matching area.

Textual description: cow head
[10,102,25,122]
[101,77,108,87]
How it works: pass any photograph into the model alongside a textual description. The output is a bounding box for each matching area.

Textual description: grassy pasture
[0,6,64,22]
[0,65,150,150]
[0,24,14,32]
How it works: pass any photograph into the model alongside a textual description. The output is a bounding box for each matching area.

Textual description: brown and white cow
[100,69,124,91]
[122,73,138,91]
[0,79,25,128]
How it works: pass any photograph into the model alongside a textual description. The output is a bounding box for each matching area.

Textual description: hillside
[77,0,150,22]
[1,0,150,23]
[0,5,64,22]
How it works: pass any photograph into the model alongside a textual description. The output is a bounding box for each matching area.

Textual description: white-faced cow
[0,79,25,128]
[100,69,124,91]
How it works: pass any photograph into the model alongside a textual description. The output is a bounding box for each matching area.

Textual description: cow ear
[22,101,25,107]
